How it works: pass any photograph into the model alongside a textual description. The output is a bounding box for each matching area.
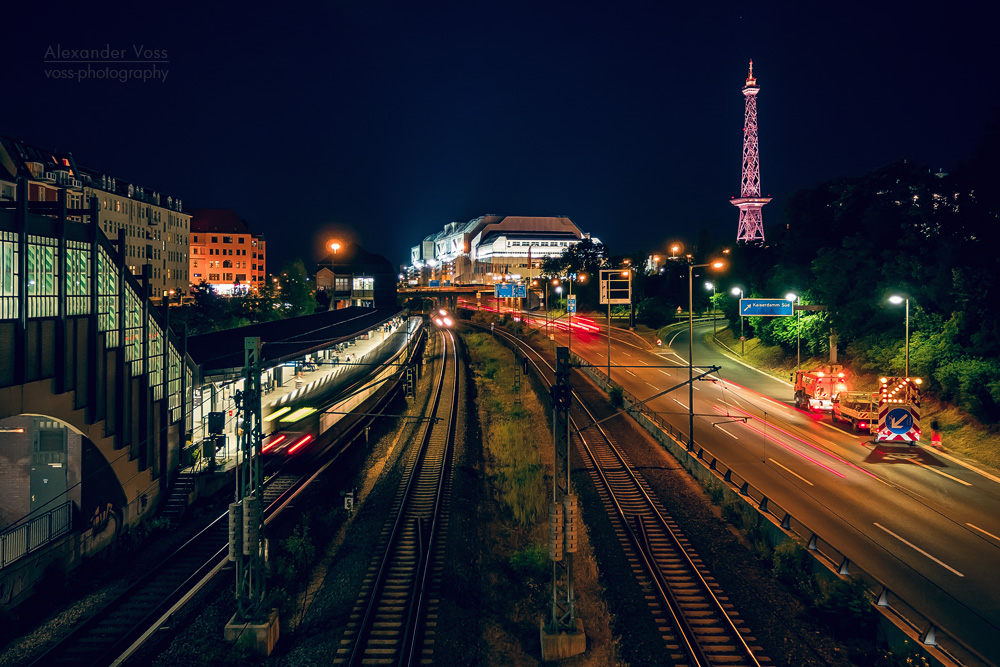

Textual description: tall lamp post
[786,292,800,374]
[889,295,910,376]
[623,259,634,329]
[705,281,717,334]
[731,287,744,355]
[688,261,725,449]
[329,241,341,310]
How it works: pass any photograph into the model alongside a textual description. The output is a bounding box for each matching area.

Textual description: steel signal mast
[732,60,769,242]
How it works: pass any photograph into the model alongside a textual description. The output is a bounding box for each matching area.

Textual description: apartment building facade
[0,136,190,301]
[189,209,266,293]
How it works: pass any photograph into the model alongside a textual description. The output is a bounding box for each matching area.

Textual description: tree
[274,259,316,317]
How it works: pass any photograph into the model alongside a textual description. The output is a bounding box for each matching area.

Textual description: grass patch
[509,543,549,582]
[466,333,548,527]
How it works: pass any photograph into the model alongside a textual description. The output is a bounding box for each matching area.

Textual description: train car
[261,431,316,456]
[433,309,454,327]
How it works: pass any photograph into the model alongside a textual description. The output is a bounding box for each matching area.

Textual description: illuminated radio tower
[732,60,769,242]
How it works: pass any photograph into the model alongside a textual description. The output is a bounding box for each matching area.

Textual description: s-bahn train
[433,309,454,327]
[260,317,426,463]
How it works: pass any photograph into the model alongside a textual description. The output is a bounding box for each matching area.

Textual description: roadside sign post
[600,270,631,384]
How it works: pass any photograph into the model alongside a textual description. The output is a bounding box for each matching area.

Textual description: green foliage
[772,541,817,599]
[720,498,745,526]
[275,516,316,593]
[608,384,623,408]
[509,543,549,581]
[700,477,725,505]
[933,358,1000,421]
[636,296,672,329]
[273,259,317,317]
[482,360,500,380]
[814,576,877,641]
[873,640,932,667]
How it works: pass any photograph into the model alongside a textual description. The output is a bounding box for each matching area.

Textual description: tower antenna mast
[732,60,770,242]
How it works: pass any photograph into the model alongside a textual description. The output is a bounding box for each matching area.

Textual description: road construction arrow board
[886,408,913,434]
[740,298,793,316]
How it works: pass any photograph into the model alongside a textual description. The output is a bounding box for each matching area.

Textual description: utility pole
[541,347,585,659]
[225,336,278,653]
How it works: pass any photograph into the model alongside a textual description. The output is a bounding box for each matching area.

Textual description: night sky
[5,2,996,269]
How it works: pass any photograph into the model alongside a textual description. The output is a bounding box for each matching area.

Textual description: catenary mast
[732,60,769,242]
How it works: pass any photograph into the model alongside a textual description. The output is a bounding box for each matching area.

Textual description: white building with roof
[409,215,598,285]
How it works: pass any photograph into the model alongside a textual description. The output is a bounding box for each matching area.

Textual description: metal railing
[1,501,74,570]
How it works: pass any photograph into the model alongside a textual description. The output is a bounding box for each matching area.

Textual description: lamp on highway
[786,292,800,374]
[731,286,744,355]
[688,260,726,449]
[705,281,717,335]
[889,295,910,376]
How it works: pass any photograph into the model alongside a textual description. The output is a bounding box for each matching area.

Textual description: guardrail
[576,359,991,667]
[0,501,74,570]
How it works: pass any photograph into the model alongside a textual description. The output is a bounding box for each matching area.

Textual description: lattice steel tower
[732,60,770,242]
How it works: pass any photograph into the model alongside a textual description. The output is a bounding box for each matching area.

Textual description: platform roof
[189,305,401,377]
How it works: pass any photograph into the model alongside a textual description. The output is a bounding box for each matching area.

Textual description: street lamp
[330,241,341,310]
[731,286,744,355]
[889,295,910,376]
[705,281,717,335]
[786,292,800,374]
[671,244,680,259]
[688,260,725,449]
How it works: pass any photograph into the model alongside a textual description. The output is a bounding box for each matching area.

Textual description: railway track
[28,344,418,667]
[489,326,766,667]
[28,462,320,667]
[336,329,459,666]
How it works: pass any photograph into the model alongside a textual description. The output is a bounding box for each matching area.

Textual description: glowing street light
[330,241,341,310]
[786,292,800,374]
[889,295,910,376]
[688,260,725,449]
[705,281,717,334]
[731,286,744,355]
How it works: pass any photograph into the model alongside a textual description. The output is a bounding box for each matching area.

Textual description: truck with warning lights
[792,364,850,411]
[874,376,923,443]
[831,391,877,432]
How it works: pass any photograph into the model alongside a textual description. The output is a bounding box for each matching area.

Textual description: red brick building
[189,209,266,294]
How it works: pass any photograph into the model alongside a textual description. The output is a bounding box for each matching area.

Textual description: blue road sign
[740,298,793,317]
[494,284,526,298]
[886,408,914,435]
[568,294,577,313]
[429,280,441,287]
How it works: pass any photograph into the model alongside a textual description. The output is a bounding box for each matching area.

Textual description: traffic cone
[930,420,942,447]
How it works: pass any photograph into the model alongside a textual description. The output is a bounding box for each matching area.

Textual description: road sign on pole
[739,298,794,316]
[599,269,631,305]
[495,283,527,298]
[567,294,577,313]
